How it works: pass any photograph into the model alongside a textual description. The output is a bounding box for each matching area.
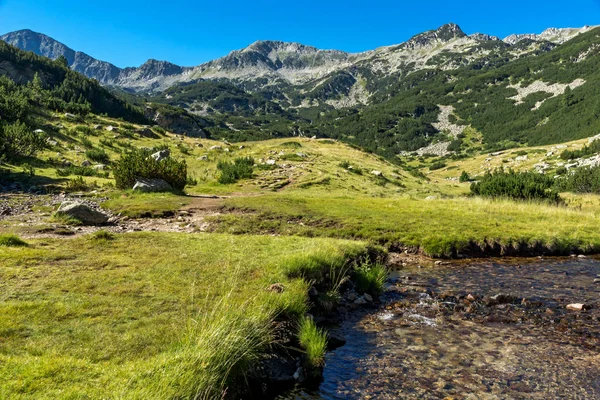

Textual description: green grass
[102,192,190,218]
[0,234,27,247]
[215,194,600,257]
[0,232,368,398]
[353,260,387,296]
[298,317,328,369]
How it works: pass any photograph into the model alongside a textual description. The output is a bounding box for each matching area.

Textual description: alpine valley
[3,18,600,400]
[3,23,600,156]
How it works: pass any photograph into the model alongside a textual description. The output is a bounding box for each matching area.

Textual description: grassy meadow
[3,112,600,397]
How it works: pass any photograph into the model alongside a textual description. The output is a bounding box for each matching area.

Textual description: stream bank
[278,257,600,399]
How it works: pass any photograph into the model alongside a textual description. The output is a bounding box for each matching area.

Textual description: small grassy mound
[0,234,27,247]
[353,260,387,295]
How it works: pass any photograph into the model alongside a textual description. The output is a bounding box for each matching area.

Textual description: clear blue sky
[1,0,599,68]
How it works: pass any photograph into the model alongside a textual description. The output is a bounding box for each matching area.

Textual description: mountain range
[2,22,600,160]
[1,24,595,95]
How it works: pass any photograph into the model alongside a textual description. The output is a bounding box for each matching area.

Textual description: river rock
[566,303,590,311]
[354,296,368,305]
[56,202,109,225]
[151,149,170,162]
[363,293,373,302]
[132,178,172,193]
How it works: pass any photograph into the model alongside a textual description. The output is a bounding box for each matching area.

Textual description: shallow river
[281,258,600,399]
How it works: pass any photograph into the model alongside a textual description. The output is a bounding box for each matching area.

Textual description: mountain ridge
[2,23,595,94]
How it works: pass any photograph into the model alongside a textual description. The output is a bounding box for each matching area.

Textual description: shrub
[217,157,254,184]
[80,136,94,149]
[113,148,187,191]
[557,165,600,193]
[0,121,46,161]
[0,234,28,247]
[470,169,560,202]
[65,176,97,192]
[429,161,447,171]
[85,148,110,163]
[459,170,471,182]
[298,317,327,369]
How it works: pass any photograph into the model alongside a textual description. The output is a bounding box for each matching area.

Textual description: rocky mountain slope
[3,24,595,96]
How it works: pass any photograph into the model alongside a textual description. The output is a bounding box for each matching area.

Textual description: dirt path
[0,193,228,239]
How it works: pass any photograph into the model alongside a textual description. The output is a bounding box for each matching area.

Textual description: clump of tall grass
[137,293,275,399]
[0,234,28,247]
[353,259,387,296]
[298,316,327,369]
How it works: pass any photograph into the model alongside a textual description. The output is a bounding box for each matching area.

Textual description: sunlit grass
[217,194,600,257]
[0,232,368,398]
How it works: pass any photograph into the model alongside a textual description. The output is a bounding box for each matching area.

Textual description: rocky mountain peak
[401,23,467,50]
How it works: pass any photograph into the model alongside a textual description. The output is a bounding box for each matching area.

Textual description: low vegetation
[113,148,187,191]
[217,156,254,184]
[470,169,560,203]
[298,316,328,370]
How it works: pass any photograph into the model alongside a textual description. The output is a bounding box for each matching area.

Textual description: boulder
[81,160,91,167]
[106,125,118,132]
[198,156,208,161]
[371,170,383,176]
[33,129,45,134]
[55,202,109,225]
[64,113,77,119]
[93,164,107,170]
[209,145,222,151]
[151,149,170,162]
[132,178,172,193]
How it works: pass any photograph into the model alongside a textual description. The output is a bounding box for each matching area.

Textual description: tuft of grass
[0,234,28,247]
[353,259,387,296]
[90,230,115,241]
[50,212,83,226]
[298,316,327,369]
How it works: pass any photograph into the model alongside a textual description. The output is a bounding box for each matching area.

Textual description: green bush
[557,165,600,193]
[113,148,187,191]
[85,148,110,163]
[217,157,254,184]
[0,121,46,161]
[429,161,447,171]
[459,170,471,182]
[470,169,560,202]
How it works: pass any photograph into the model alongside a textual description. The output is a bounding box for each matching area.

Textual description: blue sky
[1,0,599,68]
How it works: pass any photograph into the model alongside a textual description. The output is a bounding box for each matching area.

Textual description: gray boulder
[56,202,109,225]
[132,178,173,193]
[81,160,91,167]
[151,149,170,162]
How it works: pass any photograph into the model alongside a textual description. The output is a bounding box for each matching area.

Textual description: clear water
[280,258,600,399]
